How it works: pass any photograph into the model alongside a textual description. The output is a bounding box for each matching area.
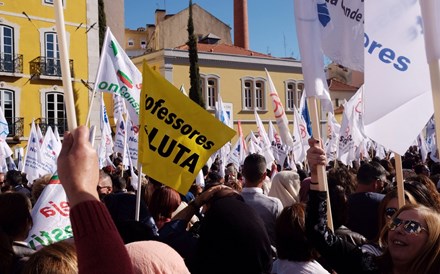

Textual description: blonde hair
[378,204,440,274]
[22,241,77,274]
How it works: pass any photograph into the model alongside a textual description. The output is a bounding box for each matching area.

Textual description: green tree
[98,0,107,53]
[187,0,204,108]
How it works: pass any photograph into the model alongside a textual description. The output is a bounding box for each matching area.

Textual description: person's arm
[305,138,377,274]
[58,126,133,274]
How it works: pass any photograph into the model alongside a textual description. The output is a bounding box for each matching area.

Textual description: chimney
[155,9,166,25]
[233,0,249,50]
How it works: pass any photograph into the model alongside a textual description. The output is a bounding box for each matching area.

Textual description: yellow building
[132,42,305,144]
[0,0,99,152]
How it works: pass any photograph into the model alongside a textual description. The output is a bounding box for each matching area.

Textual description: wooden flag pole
[394,153,405,208]
[54,0,77,130]
[428,61,440,158]
[307,97,334,231]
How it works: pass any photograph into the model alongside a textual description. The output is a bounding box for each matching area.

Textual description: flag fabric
[318,0,364,71]
[0,139,12,172]
[26,173,72,250]
[338,86,365,165]
[254,110,275,169]
[419,0,440,63]
[100,95,114,157]
[294,0,333,114]
[179,84,188,97]
[22,121,44,183]
[268,120,288,166]
[299,91,312,136]
[39,126,61,175]
[363,0,433,155]
[265,69,294,148]
[138,62,235,194]
[247,131,262,155]
[126,118,139,169]
[95,27,141,125]
[324,111,340,163]
[36,124,44,148]
[292,105,310,164]
[227,138,243,170]
[113,93,126,124]
[0,107,9,140]
[113,118,127,157]
[215,94,232,128]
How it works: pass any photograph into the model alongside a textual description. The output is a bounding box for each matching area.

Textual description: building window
[140,40,146,49]
[241,77,266,111]
[0,89,15,133]
[201,74,220,110]
[128,39,134,47]
[46,92,67,133]
[45,32,61,76]
[284,80,304,111]
[0,25,14,72]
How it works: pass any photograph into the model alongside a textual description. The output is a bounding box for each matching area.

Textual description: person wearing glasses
[306,138,440,274]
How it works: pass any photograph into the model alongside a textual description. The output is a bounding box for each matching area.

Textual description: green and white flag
[94,27,141,125]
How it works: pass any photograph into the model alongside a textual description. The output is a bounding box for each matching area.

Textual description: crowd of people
[1,126,440,273]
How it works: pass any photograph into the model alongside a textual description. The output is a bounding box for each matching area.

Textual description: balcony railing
[5,117,24,138]
[30,56,74,78]
[0,54,23,74]
[35,118,67,136]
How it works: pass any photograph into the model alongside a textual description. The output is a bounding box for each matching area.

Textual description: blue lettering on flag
[317,3,331,27]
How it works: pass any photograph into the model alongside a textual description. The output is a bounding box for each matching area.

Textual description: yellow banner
[138,61,236,194]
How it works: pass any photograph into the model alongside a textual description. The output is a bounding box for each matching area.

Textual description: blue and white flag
[0,107,9,140]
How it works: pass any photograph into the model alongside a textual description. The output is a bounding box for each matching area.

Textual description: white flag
[22,121,45,183]
[265,69,294,147]
[26,174,72,250]
[254,110,275,169]
[319,0,364,71]
[39,127,61,175]
[36,124,44,148]
[337,86,365,165]
[364,0,433,155]
[113,93,126,125]
[126,118,139,169]
[325,111,340,163]
[114,118,127,156]
[294,0,333,114]
[216,95,232,128]
[95,27,141,125]
[100,95,114,157]
[0,107,9,140]
[247,131,262,155]
[292,105,310,164]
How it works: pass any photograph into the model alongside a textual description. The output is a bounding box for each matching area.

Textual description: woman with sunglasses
[306,138,440,274]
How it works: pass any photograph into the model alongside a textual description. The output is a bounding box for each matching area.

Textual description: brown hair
[148,186,181,228]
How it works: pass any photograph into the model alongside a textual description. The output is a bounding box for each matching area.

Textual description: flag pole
[394,153,405,208]
[54,0,77,130]
[135,163,142,221]
[308,97,334,231]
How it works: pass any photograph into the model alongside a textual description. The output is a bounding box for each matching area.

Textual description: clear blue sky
[124,0,300,59]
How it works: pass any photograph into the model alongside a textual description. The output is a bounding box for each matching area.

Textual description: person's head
[242,153,267,186]
[125,240,190,274]
[97,170,113,199]
[31,174,52,205]
[0,192,32,241]
[0,192,33,273]
[378,204,440,274]
[111,175,127,193]
[21,241,77,274]
[268,170,301,208]
[5,170,23,187]
[275,202,318,262]
[148,186,181,229]
[356,161,388,192]
[414,164,430,177]
[225,163,238,182]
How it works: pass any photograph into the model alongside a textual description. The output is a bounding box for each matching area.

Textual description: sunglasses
[389,217,428,235]
[385,207,397,219]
